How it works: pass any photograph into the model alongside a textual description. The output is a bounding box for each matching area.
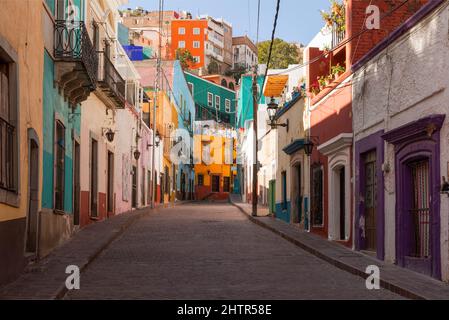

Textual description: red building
[307,0,428,247]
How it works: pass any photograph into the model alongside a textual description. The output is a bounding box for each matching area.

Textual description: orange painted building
[171,20,208,70]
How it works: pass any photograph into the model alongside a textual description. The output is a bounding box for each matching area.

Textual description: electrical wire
[258,0,281,101]
[268,0,411,76]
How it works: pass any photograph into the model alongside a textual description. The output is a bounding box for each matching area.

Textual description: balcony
[54,20,98,106]
[97,51,126,109]
[331,23,345,49]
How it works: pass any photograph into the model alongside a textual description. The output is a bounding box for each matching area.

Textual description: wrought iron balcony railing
[331,23,345,48]
[98,51,126,108]
[0,117,16,192]
[54,20,98,86]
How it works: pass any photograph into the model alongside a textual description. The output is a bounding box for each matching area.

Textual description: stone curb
[230,200,426,300]
[0,201,192,300]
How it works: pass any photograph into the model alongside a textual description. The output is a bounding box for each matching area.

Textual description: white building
[232,35,258,72]
[352,0,448,281]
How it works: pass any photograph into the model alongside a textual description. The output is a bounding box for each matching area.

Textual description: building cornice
[317,133,353,156]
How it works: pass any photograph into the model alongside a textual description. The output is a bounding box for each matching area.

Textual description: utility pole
[151,0,163,209]
[251,71,258,217]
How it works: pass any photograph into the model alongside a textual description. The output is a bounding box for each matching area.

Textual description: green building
[236,74,266,129]
[184,72,237,128]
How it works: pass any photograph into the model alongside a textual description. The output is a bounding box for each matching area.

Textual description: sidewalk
[0,203,185,300]
[230,200,449,300]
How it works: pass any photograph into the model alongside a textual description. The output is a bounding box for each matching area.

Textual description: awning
[283,139,305,155]
[263,75,289,97]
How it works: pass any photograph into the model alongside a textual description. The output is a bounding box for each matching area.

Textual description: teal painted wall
[173,61,196,193]
[118,23,130,46]
[236,75,265,129]
[45,0,84,19]
[184,72,236,127]
[42,50,80,213]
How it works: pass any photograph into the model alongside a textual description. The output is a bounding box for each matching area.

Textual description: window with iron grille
[0,59,17,195]
[54,120,66,211]
[223,176,230,192]
[197,174,204,186]
[311,166,323,226]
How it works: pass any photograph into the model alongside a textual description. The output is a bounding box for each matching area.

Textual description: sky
[120,0,331,45]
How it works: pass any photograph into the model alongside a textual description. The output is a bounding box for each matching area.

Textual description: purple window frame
[383,114,444,280]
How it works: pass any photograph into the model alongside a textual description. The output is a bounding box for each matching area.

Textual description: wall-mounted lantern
[442,176,449,197]
[103,128,115,143]
[267,97,288,130]
[304,136,319,157]
[133,149,141,160]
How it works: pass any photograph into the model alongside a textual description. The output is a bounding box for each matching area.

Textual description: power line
[258,0,281,100]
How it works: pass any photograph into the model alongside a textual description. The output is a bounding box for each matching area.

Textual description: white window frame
[193,28,200,35]
[215,95,220,110]
[178,27,185,35]
[207,92,213,107]
[193,56,200,63]
[178,41,185,48]
[193,41,200,49]
[225,99,231,113]
[188,82,194,95]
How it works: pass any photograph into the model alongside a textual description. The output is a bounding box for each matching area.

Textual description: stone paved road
[66,203,402,300]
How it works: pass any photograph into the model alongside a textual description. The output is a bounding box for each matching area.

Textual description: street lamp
[133,149,141,160]
[266,97,288,130]
[304,136,319,156]
[155,131,161,147]
[102,128,115,142]
[304,139,314,156]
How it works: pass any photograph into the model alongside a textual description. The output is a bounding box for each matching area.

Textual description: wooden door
[364,151,377,251]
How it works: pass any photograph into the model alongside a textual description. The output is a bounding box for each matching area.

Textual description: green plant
[320,0,346,33]
[331,63,346,77]
[318,76,327,89]
[176,48,195,70]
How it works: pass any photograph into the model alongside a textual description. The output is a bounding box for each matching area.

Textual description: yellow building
[193,123,236,201]
[0,0,44,285]
[144,89,179,204]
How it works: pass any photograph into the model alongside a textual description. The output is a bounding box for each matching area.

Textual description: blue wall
[275,202,291,223]
[42,50,80,213]
[173,61,196,194]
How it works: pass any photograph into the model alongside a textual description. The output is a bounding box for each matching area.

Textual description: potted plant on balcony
[318,76,327,90]
[310,80,320,97]
[331,63,346,79]
[320,0,346,33]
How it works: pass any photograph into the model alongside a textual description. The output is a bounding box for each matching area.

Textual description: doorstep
[230,200,449,300]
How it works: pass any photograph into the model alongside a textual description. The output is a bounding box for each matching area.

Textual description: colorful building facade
[193,121,236,201]
[171,20,209,70]
[352,0,448,280]
[0,0,45,286]
[185,72,236,128]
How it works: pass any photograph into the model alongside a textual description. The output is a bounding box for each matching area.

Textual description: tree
[176,48,195,70]
[207,61,219,75]
[224,64,248,84]
[258,38,300,69]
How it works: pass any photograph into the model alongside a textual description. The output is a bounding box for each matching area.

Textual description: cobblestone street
[65,203,402,300]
